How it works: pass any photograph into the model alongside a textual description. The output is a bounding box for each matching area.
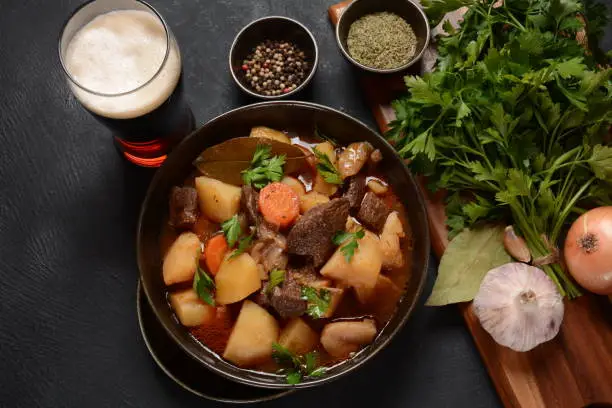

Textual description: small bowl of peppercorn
[336,0,430,74]
[229,16,319,99]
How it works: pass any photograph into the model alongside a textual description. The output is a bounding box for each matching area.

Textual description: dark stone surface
[0,0,606,407]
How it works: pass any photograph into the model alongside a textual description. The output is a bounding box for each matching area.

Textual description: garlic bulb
[473,262,564,352]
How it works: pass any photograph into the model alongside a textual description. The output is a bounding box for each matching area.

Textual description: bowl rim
[137,100,430,389]
[228,16,319,100]
[335,0,431,74]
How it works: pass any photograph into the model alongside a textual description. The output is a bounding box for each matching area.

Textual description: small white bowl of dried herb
[336,0,430,74]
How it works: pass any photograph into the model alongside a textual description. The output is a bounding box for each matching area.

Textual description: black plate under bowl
[137,100,430,389]
[137,280,294,403]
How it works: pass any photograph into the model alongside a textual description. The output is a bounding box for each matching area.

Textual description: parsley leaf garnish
[312,147,343,185]
[272,343,326,384]
[241,144,286,189]
[266,269,286,295]
[221,215,241,247]
[332,229,365,262]
[193,255,215,307]
[301,286,331,319]
[228,232,255,260]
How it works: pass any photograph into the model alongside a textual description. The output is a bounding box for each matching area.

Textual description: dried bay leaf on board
[426,225,511,306]
[194,137,311,186]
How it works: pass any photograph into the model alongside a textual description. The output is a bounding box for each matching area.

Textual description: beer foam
[64,10,181,119]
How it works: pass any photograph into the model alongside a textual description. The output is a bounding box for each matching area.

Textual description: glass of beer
[59,0,195,167]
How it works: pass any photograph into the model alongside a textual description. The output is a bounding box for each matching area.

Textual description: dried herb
[347,12,417,69]
[426,226,512,306]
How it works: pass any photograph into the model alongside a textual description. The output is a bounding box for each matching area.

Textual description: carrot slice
[204,234,228,275]
[259,182,300,228]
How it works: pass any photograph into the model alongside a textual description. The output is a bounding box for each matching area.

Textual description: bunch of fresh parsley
[242,144,286,189]
[387,0,612,297]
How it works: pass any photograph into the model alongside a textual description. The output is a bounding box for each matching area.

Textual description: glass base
[113,109,195,168]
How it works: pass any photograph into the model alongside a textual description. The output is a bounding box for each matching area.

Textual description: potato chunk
[223,300,279,367]
[169,288,215,327]
[320,230,382,290]
[379,212,406,269]
[281,176,306,197]
[195,176,242,223]
[321,319,377,358]
[299,191,330,213]
[278,318,319,355]
[354,274,401,304]
[250,126,291,144]
[163,232,201,285]
[215,253,262,305]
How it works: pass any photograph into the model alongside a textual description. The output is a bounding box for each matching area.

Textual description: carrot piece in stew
[204,234,228,275]
[258,182,300,228]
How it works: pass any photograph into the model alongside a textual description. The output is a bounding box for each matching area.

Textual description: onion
[564,207,612,295]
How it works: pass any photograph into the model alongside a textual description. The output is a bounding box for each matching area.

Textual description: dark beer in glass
[59,0,194,167]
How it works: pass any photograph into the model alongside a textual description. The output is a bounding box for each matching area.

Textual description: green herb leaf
[405,76,444,106]
[241,144,286,189]
[266,269,286,295]
[193,258,216,307]
[332,229,365,262]
[589,145,612,182]
[272,343,325,384]
[221,215,241,247]
[229,232,255,260]
[301,286,332,319]
[312,147,343,185]
[286,371,302,385]
[426,226,512,306]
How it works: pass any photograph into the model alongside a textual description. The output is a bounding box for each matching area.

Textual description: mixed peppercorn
[241,40,310,96]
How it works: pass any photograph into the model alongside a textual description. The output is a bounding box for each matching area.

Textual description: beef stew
[160,126,413,383]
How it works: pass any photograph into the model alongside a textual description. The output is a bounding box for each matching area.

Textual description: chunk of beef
[251,289,271,309]
[269,273,307,318]
[169,186,198,229]
[343,175,366,209]
[251,240,288,273]
[357,192,391,232]
[257,220,285,245]
[287,198,350,267]
[241,185,259,224]
[287,263,317,286]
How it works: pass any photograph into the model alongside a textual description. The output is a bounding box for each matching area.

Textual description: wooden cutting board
[328,2,612,407]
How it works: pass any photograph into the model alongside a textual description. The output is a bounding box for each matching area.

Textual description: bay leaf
[193,137,311,186]
[426,225,512,306]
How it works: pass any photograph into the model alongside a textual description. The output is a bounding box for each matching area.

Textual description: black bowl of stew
[137,101,430,389]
